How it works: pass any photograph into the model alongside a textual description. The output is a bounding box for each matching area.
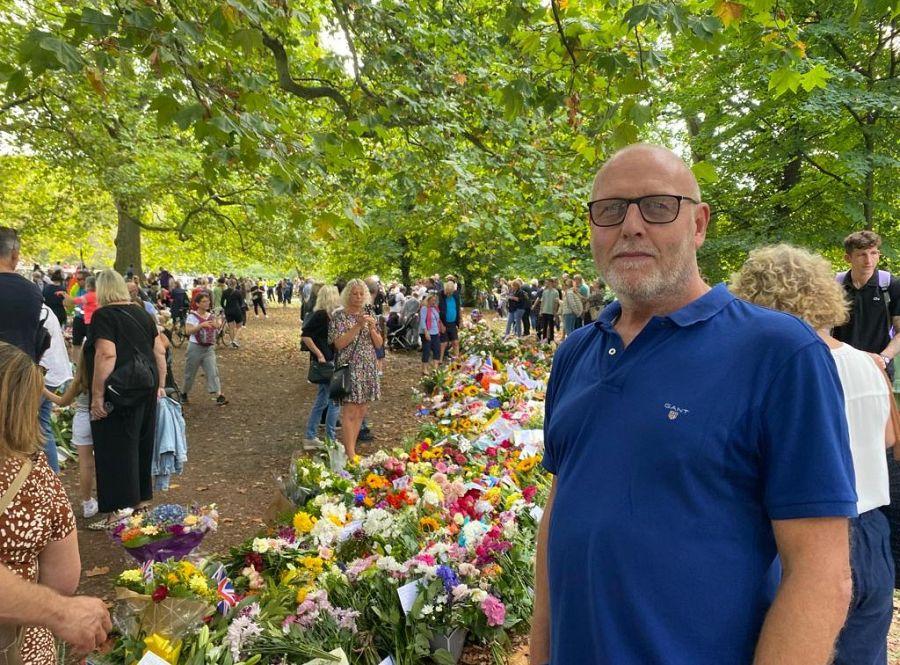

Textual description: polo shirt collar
[595,283,734,330]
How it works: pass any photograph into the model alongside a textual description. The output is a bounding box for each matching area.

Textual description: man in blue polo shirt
[530,145,857,665]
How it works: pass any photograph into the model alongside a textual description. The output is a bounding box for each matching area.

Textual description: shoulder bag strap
[0,460,33,516]
[117,305,155,346]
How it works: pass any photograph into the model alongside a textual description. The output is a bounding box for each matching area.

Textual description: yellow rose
[183,515,198,526]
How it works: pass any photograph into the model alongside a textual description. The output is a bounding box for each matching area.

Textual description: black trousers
[91,396,156,513]
[539,313,555,342]
[253,299,267,316]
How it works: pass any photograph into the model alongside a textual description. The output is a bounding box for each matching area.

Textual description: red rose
[151,585,169,602]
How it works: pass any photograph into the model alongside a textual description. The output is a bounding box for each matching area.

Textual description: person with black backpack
[833,230,900,381]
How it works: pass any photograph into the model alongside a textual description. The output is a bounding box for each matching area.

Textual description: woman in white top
[732,243,895,665]
[181,293,227,406]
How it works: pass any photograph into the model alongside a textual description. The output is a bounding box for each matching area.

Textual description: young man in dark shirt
[832,230,900,380]
[0,227,43,360]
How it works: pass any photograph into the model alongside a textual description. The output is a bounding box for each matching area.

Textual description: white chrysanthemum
[321,502,347,525]
[422,489,441,506]
[310,518,342,546]
[375,556,403,573]
[363,508,395,538]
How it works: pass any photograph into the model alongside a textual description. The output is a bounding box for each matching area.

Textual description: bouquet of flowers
[111,503,218,563]
[114,559,217,664]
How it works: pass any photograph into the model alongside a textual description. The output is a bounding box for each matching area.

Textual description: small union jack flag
[483,355,493,371]
[140,560,154,583]
[212,565,238,615]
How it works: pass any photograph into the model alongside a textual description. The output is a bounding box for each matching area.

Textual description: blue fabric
[505,308,524,336]
[833,509,893,665]
[445,296,458,324]
[306,382,340,440]
[152,397,188,491]
[542,284,857,665]
[39,394,59,474]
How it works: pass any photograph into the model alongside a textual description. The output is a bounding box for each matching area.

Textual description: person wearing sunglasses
[531,144,856,665]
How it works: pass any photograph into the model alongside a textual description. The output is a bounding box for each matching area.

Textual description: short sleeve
[89,308,116,343]
[40,461,76,541]
[541,344,569,476]
[760,340,857,520]
[301,311,323,338]
[327,313,340,345]
[186,313,200,327]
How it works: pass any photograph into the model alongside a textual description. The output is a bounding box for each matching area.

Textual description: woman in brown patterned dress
[0,342,79,664]
[329,279,382,459]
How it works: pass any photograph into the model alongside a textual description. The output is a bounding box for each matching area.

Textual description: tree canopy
[0,0,897,283]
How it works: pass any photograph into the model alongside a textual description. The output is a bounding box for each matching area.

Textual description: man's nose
[620,202,646,234]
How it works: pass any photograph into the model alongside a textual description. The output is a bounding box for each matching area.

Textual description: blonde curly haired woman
[328,279,382,458]
[732,243,895,665]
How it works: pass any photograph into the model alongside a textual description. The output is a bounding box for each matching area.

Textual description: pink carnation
[481,595,506,627]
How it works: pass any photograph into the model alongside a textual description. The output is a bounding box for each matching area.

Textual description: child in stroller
[387,298,421,351]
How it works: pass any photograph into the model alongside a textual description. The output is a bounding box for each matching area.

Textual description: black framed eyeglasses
[587,195,700,227]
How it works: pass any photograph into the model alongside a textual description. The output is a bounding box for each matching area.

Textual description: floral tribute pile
[98,324,552,665]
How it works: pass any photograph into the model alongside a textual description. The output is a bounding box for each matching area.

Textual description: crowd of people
[0,143,899,665]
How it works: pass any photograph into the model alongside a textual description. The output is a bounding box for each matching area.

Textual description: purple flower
[436,565,460,594]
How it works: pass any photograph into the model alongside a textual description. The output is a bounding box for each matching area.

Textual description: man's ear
[693,202,711,248]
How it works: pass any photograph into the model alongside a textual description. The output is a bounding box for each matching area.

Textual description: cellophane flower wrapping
[111,503,218,563]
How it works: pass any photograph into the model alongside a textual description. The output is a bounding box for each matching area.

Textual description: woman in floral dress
[0,342,80,665]
[329,279,382,458]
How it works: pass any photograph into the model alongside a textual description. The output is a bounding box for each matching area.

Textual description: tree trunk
[114,199,143,278]
[398,236,412,288]
[863,127,874,229]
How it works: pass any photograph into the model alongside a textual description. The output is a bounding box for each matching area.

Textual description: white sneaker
[83,498,98,518]
[303,437,324,450]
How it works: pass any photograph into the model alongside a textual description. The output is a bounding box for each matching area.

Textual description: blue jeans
[564,313,580,335]
[306,382,339,441]
[39,393,59,474]
[833,509,893,665]
[505,309,524,336]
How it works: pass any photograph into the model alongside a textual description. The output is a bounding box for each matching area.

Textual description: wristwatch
[881,355,891,366]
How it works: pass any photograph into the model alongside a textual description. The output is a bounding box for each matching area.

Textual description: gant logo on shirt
[665,403,690,420]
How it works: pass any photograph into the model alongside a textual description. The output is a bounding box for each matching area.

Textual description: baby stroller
[388,307,421,351]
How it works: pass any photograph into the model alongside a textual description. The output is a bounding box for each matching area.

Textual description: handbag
[0,459,33,665]
[308,359,335,384]
[105,307,158,408]
[329,330,363,402]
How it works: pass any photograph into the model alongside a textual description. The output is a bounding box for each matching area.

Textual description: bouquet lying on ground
[111,504,218,563]
[113,559,218,664]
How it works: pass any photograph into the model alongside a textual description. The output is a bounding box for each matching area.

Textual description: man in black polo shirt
[0,227,43,360]
[833,230,900,380]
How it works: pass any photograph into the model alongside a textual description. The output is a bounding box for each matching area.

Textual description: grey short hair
[0,227,20,258]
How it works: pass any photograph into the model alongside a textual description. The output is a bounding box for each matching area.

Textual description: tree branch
[260,30,351,115]
[331,0,378,99]
[800,153,846,185]
[550,0,578,89]
[0,92,40,114]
